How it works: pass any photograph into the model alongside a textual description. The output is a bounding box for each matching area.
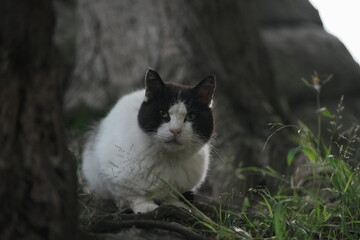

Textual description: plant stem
[317,90,321,155]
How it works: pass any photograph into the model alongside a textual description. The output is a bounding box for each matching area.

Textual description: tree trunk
[0,1,78,239]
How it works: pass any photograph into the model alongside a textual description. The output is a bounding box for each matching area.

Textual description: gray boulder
[255,0,360,104]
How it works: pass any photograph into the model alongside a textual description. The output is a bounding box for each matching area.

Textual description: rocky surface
[252,0,360,140]
[255,0,360,107]
[57,0,360,111]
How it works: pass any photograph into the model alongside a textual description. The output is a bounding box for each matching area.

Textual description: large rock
[61,0,360,118]
[256,0,322,26]
[255,0,360,106]
[65,0,206,111]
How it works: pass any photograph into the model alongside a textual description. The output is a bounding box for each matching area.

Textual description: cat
[82,69,216,213]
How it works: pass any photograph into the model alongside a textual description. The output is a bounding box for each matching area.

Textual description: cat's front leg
[130,197,159,213]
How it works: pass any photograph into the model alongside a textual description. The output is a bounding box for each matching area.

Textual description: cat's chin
[163,140,186,152]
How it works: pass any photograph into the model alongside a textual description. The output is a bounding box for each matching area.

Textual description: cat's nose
[170,128,182,136]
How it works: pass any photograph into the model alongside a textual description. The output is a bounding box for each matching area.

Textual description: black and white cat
[82,69,215,213]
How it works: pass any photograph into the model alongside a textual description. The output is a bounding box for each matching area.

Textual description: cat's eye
[160,110,169,118]
[185,113,196,121]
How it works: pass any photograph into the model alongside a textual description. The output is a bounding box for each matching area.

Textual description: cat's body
[82,69,215,213]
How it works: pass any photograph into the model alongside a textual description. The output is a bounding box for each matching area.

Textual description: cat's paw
[132,201,159,214]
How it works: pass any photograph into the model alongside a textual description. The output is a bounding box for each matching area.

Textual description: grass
[184,73,360,239]
[197,74,360,239]
[78,73,360,239]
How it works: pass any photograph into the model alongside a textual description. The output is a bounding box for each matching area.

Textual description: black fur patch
[137,72,215,143]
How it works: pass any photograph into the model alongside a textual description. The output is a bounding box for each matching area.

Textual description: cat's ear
[144,69,165,101]
[194,75,216,106]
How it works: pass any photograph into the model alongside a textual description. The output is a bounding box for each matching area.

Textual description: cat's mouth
[164,138,185,151]
[165,139,182,145]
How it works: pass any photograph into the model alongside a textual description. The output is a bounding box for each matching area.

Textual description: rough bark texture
[0,1,78,239]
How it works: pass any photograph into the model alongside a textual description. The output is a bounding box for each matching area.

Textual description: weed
[232,73,360,239]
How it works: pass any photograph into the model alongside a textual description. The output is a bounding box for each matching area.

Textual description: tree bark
[0,1,78,239]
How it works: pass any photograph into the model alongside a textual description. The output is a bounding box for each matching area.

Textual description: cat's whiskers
[187,135,224,162]
[139,133,223,162]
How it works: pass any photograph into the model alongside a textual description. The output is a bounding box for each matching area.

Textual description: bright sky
[309,0,360,64]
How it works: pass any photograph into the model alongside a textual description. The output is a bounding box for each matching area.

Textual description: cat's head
[138,69,215,152]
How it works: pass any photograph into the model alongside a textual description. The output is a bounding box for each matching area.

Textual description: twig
[91,219,207,240]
